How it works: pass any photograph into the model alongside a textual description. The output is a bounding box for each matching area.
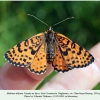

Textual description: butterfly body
[45,27,56,63]
[4,26,94,74]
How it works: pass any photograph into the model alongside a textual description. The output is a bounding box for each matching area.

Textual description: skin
[0,43,100,90]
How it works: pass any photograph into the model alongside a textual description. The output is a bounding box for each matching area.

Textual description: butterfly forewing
[56,33,94,69]
[4,33,45,68]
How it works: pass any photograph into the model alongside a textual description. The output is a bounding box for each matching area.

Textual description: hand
[0,43,100,90]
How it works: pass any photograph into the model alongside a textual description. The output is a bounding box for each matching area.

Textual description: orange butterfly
[4,15,94,75]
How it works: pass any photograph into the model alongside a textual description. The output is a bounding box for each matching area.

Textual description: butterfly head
[47,26,54,33]
[48,26,53,31]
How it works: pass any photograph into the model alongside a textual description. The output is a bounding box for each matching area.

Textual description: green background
[0,1,100,90]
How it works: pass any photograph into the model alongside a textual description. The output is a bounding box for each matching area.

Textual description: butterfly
[4,26,94,75]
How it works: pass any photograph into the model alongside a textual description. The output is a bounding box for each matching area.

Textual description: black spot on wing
[23,59,26,62]
[57,46,67,56]
[30,38,34,44]
[17,43,23,53]
[24,39,29,46]
[77,46,83,55]
[66,40,70,45]
[12,48,15,54]
[24,49,27,51]
[71,41,76,48]
[31,49,36,55]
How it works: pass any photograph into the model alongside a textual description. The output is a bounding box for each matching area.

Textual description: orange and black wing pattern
[4,33,47,74]
[53,33,94,72]
[4,26,95,74]
[52,43,69,72]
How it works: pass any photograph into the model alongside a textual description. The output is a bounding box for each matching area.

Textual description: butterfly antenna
[53,16,74,27]
[28,14,48,26]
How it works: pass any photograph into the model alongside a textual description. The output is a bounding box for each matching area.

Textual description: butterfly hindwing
[27,40,47,74]
[4,33,44,68]
[52,43,70,72]
[56,33,94,70]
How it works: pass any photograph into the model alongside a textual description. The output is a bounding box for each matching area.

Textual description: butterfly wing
[53,33,94,72]
[52,43,69,72]
[4,33,47,74]
[27,40,47,74]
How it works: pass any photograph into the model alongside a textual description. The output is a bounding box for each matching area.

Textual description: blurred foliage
[0,1,100,90]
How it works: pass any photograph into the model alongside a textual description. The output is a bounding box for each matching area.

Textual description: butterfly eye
[48,27,53,30]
